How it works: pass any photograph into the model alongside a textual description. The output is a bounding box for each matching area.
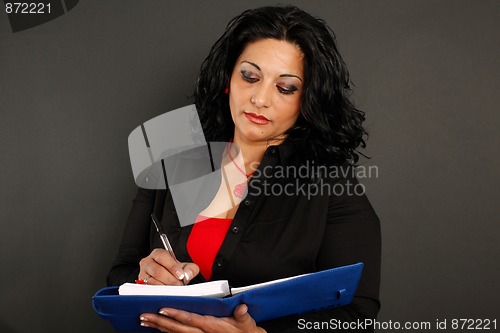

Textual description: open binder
[93,262,363,332]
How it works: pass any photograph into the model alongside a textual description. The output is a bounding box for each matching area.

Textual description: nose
[251,84,272,109]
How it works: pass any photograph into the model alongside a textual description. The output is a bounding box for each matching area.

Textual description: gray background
[1,1,499,332]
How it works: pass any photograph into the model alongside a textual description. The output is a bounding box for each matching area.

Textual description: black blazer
[107,140,381,332]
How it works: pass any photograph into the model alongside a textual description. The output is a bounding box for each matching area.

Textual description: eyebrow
[241,61,303,82]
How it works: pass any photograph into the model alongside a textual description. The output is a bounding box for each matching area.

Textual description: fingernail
[184,270,191,281]
[140,321,149,327]
[176,270,185,280]
[159,310,169,316]
[139,316,148,321]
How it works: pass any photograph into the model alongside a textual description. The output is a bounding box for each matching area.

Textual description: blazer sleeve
[260,175,381,332]
[106,188,157,286]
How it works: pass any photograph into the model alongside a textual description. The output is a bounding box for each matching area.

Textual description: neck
[232,135,284,174]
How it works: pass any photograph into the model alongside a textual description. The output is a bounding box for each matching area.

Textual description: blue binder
[93,262,363,332]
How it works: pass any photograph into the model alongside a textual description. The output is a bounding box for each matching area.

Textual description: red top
[186,215,233,281]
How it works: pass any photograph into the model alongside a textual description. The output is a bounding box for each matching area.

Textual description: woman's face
[229,39,304,145]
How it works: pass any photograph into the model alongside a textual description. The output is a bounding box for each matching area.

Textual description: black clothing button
[244,200,251,206]
[270,148,277,154]
[216,259,224,267]
[232,226,239,234]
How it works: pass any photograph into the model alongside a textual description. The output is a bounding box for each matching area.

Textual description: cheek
[289,112,301,125]
[279,100,301,123]
[229,93,240,117]
[229,102,237,124]
[229,81,246,106]
[276,111,300,130]
[229,93,245,125]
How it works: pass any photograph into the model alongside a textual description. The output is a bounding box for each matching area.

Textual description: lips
[244,112,270,125]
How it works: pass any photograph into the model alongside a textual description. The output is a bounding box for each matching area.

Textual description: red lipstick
[244,112,270,125]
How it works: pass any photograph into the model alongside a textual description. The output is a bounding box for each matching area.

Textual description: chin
[238,130,270,143]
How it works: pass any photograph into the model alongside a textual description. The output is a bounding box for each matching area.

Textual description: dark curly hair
[194,5,367,165]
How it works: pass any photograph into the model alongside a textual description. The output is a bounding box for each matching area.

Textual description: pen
[151,213,178,261]
[150,213,186,285]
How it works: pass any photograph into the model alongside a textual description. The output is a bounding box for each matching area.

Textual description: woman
[107,5,381,332]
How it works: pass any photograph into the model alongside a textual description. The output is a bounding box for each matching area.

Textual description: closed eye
[241,70,258,83]
[277,85,298,95]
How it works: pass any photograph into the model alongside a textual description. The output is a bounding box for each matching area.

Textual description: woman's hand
[138,248,200,285]
[139,304,266,333]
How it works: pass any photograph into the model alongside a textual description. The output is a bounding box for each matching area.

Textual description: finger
[233,304,256,326]
[151,248,186,283]
[234,304,248,318]
[181,262,200,283]
[137,274,162,286]
[144,262,184,286]
[139,253,183,286]
[159,308,218,328]
[140,313,193,333]
[140,310,206,333]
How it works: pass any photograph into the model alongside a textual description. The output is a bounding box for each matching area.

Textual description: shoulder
[302,163,379,224]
